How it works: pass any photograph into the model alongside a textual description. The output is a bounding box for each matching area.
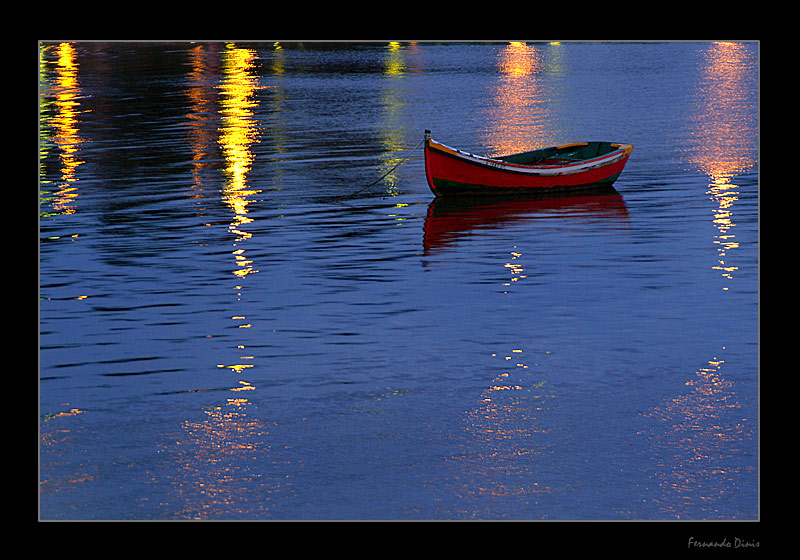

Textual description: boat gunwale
[425,137,634,177]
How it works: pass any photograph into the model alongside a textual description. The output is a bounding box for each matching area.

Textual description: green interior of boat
[498,141,619,166]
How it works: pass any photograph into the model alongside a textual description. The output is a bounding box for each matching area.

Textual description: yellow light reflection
[219,43,262,240]
[378,42,410,195]
[40,42,87,217]
[502,246,528,291]
[385,41,405,76]
[216,43,262,388]
[42,407,85,420]
[688,42,757,289]
[483,42,559,157]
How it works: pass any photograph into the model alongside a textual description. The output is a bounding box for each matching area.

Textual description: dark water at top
[38,41,759,520]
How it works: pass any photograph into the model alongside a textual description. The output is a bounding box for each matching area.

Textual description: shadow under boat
[422,187,629,255]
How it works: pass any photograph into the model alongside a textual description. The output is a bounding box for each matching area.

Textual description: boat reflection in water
[422,188,629,255]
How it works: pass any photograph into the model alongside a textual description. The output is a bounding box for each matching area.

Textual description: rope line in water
[329,137,425,201]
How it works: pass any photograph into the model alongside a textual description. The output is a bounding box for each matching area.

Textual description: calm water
[39,41,759,520]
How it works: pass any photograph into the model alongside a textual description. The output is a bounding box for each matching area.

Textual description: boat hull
[424,132,633,197]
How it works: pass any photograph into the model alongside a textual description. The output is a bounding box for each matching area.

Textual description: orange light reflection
[688,42,757,289]
[448,348,555,513]
[165,398,282,519]
[639,352,755,518]
[185,43,221,200]
[483,42,559,157]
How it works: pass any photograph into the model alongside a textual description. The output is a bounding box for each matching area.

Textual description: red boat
[424,130,633,197]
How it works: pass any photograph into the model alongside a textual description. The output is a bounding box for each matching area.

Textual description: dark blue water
[39,41,758,520]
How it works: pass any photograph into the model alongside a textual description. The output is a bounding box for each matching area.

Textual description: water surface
[39,41,759,520]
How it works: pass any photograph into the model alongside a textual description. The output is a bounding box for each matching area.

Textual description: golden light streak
[215,43,262,386]
[40,42,87,217]
[219,43,262,235]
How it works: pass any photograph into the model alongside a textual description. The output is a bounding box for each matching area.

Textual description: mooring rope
[328,136,425,202]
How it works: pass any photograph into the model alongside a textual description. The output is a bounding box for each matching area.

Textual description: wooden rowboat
[423,130,633,197]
